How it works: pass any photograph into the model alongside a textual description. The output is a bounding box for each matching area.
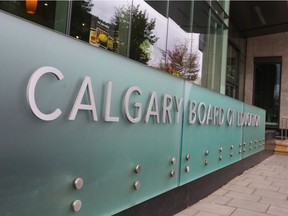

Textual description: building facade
[0,1,282,215]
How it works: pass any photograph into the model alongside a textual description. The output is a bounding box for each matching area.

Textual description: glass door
[253,57,281,128]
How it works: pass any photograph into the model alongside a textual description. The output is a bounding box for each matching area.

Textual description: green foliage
[111,4,158,64]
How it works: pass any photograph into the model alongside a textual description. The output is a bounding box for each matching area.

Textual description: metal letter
[162,94,173,124]
[27,66,63,121]
[104,81,119,122]
[123,86,143,123]
[145,91,160,123]
[69,76,98,121]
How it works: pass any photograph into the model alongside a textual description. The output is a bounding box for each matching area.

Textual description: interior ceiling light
[26,0,38,14]
[254,6,267,26]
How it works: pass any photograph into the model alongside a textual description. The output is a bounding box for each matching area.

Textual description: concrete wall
[246,32,288,128]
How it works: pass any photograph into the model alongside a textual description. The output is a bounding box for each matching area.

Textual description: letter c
[26,66,64,121]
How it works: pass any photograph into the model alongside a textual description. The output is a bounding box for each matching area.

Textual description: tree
[70,0,94,42]
[111,4,158,64]
[159,40,199,81]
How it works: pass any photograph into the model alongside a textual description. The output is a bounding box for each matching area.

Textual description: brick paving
[174,155,288,216]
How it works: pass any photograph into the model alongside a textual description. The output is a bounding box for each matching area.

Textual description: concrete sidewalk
[175,154,288,216]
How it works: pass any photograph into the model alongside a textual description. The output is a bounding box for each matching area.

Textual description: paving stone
[243,173,266,180]
[253,189,288,200]
[178,207,199,216]
[244,178,273,186]
[224,191,261,202]
[248,182,279,192]
[227,198,269,213]
[192,202,235,216]
[201,195,232,205]
[267,205,288,216]
[230,208,272,216]
[279,187,288,194]
[223,184,255,194]
[213,188,229,196]
[195,212,221,216]
[259,197,288,209]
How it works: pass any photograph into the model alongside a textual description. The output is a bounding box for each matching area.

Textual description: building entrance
[253,57,281,129]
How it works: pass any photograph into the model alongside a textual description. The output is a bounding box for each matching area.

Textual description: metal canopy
[230,1,288,37]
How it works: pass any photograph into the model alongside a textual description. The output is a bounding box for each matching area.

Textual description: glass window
[0,0,229,91]
[70,0,132,57]
[226,43,239,99]
[0,1,68,33]
[191,0,228,91]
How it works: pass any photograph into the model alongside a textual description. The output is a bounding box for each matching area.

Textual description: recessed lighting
[82,23,86,27]
[44,3,48,7]
[76,36,80,39]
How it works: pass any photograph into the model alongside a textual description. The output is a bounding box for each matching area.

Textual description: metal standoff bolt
[186,154,190,161]
[255,140,258,143]
[259,143,262,147]
[205,150,209,156]
[239,143,242,147]
[170,170,176,177]
[72,200,82,212]
[219,156,222,160]
[135,165,142,173]
[219,147,223,152]
[259,139,262,143]
[204,160,208,166]
[243,142,246,146]
[250,141,252,144]
[239,150,242,154]
[230,153,233,157]
[243,148,246,152]
[185,165,190,173]
[230,145,234,150]
[171,157,176,165]
[74,178,84,190]
[134,181,141,190]
[249,147,252,150]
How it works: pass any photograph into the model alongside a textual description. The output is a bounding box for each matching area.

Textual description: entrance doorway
[253,57,281,129]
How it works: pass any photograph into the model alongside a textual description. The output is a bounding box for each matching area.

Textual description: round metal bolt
[255,140,258,143]
[185,165,190,173]
[259,139,262,143]
[243,148,246,152]
[239,143,242,147]
[205,150,209,156]
[74,178,84,190]
[230,153,233,157]
[239,150,242,154]
[72,200,82,212]
[219,147,223,152]
[186,154,190,161]
[230,145,234,150]
[135,165,142,173]
[249,147,252,150]
[250,141,252,144]
[244,142,246,146]
[263,138,265,141]
[259,143,262,147]
[134,181,141,190]
[204,160,208,166]
[219,156,222,161]
[170,170,176,177]
[171,157,176,165]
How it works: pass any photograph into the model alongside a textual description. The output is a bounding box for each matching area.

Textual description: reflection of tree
[159,40,199,81]
[70,0,94,41]
[111,4,158,64]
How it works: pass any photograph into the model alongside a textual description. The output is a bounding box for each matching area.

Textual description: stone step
[274,140,288,155]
